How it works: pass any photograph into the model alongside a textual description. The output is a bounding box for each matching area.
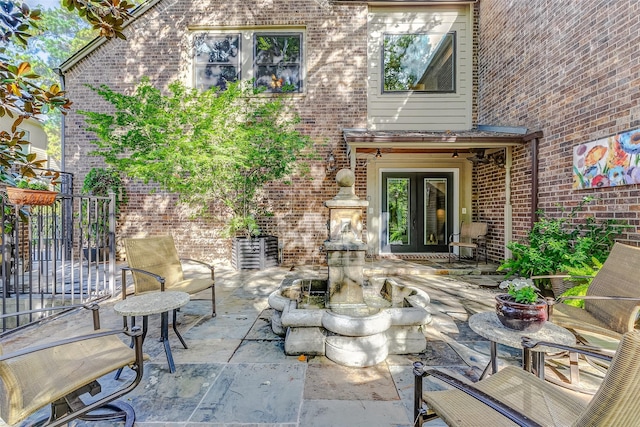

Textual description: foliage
[0,0,134,186]
[16,177,48,190]
[81,167,127,212]
[80,78,313,237]
[559,257,603,308]
[499,277,540,304]
[387,178,408,244]
[498,196,629,281]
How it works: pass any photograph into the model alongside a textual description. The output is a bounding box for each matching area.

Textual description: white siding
[0,115,49,156]
[368,5,473,131]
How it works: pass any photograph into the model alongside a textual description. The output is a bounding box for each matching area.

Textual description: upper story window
[193,31,303,93]
[194,34,241,91]
[254,33,302,93]
[382,32,455,93]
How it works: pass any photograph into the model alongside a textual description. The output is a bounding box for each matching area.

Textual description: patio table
[114,290,190,373]
[469,311,575,379]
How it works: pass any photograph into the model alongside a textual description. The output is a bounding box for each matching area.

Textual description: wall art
[573,128,640,189]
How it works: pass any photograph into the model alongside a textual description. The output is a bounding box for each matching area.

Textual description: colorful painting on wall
[573,128,640,189]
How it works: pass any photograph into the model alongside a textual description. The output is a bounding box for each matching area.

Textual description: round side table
[469,311,575,379]
[114,291,190,373]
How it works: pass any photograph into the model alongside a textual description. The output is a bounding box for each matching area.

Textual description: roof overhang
[344,127,542,159]
[58,0,163,73]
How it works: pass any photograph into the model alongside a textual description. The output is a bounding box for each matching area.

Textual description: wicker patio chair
[413,330,640,427]
[122,235,216,316]
[0,304,144,426]
[448,221,488,266]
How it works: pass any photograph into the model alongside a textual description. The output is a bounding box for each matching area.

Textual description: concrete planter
[232,235,278,270]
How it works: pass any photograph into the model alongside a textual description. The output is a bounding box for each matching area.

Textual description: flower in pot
[496,278,548,332]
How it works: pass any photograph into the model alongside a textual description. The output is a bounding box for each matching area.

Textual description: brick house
[59,0,639,265]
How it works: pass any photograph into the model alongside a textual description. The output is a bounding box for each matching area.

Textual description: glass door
[382,172,453,253]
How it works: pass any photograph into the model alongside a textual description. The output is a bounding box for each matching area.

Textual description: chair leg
[413,362,425,427]
[45,384,136,427]
[211,284,216,318]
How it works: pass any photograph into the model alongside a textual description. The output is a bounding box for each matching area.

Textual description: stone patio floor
[3,258,609,427]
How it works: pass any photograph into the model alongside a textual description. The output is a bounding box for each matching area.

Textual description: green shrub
[498,197,629,282]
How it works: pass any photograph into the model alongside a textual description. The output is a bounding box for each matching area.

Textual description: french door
[381,172,453,253]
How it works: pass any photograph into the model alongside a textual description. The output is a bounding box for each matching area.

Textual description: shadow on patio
[2,259,608,427]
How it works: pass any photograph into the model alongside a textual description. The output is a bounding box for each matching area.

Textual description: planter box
[83,247,109,263]
[232,235,278,270]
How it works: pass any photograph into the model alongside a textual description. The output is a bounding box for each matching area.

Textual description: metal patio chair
[448,221,488,266]
[544,242,640,342]
[413,330,640,427]
[528,242,640,391]
[122,235,216,316]
[0,304,144,426]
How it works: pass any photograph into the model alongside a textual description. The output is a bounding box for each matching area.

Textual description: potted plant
[80,167,127,262]
[498,196,629,296]
[496,278,547,332]
[79,79,313,269]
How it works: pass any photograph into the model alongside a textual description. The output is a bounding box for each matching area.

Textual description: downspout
[53,67,66,173]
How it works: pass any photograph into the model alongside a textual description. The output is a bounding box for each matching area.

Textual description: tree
[4,5,97,163]
[0,0,134,185]
[80,78,313,237]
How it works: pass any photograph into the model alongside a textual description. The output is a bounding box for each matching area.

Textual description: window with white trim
[193,33,241,91]
[253,33,302,92]
[383,32,455,93]
[193,30,303,93]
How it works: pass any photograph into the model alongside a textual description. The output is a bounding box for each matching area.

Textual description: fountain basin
[268,276,432,367]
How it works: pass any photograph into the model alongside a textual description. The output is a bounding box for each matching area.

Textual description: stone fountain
[268,169,431,367]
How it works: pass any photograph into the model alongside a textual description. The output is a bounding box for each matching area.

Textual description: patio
[2,259,607,427]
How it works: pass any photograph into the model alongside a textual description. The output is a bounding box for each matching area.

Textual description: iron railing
[0,188,116,333]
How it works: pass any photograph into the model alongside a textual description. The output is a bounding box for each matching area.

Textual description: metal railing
[0,188,116,333]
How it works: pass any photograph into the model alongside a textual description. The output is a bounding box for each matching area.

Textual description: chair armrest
[521,337,614,367]
[121,266,166,294]
[0,327,142,362]
[413,362,543,427]
[180,258,215,279]
[0,303,102,331]
[556,295,640,303]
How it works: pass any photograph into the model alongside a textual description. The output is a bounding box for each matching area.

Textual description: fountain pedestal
[324,169,368,308]
[268,169,432,367]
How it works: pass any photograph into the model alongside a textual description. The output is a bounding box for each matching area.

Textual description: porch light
[326,152,337,173]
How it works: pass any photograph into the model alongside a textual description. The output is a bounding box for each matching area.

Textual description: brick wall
[477,0,640,248]
[63,0,368,264]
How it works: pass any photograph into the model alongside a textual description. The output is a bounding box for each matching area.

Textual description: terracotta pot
[5,187,57,206]
[495,294,548,333]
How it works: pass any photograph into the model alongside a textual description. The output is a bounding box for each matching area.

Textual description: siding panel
[367,5,473,131]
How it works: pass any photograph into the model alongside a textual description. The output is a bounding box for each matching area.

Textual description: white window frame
[192,28,305,93]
